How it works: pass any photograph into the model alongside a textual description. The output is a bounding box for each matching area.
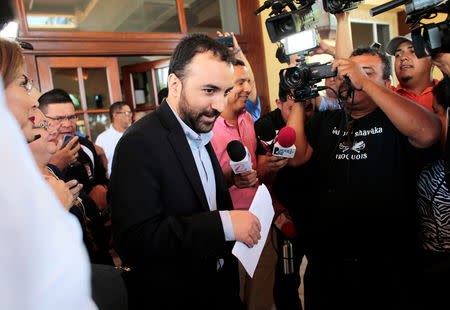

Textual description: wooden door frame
[36,56,122,137]
[121,58,170,111]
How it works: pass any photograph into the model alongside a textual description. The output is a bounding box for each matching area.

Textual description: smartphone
[61,134,77,150]
[214,36,234,48]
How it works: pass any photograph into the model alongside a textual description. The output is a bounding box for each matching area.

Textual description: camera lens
[285,67,306,89]
[280,20,294,34]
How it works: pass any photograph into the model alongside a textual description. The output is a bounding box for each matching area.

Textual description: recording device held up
[255,0,321,55]
[214,36,234,48]
[272,126,297,158]
[280,59,337,100]
[322,0,364,14]
[370,0,449,58]
[227,140,253,175]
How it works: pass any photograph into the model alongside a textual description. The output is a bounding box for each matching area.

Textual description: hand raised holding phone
[49,135,81,170]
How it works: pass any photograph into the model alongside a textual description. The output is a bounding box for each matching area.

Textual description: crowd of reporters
[1,3,450,310]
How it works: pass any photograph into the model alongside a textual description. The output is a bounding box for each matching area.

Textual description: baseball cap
[386,34,412,56]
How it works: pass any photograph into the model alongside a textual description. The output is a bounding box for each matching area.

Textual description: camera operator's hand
[308,40,335,57]
[332,58,369,91]
[217,30,257,102]
[432,53,450,76]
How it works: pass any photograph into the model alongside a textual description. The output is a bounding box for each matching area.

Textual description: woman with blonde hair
[0,37,96,309]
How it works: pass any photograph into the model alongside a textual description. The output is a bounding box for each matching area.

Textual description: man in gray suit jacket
[110,34,261,310]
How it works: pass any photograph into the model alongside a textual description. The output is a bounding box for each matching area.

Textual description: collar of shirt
[167,102,213,149]
[394,79,438,96]
[216,109,247,128]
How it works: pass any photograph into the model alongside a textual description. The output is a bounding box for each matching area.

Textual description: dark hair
[433,79,448,110]
[232,58,245,67]
[110,101,129,122]
[350,47,391,80]
[157,87,168,105]
[168,33,233,81]
[38,88,73,113]
[278,83,291,103]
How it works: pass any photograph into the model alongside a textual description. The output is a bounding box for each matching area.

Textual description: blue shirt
[168,104,235,241]
[246,96,261,121]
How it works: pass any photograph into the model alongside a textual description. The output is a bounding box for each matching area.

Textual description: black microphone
[254,0,272,16]
[256,118,277,153]
[370,0,407,17]
[28,134,41,143]
[226,140,253,174]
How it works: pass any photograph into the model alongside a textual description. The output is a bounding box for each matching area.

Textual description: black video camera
[322,0,364,14]
[255,0,319,43]
[279,60,336,101]
[370,0,449,58]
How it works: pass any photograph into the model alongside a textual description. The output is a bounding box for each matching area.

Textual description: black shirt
[306,108,421,255]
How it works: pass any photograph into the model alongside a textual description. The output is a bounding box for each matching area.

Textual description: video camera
[279,57,336,101]
[322,0,364,14]
[370,0,449,58]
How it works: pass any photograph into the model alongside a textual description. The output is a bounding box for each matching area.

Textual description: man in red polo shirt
[386,34,438,112]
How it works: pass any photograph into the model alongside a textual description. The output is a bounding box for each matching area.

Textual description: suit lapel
[206,142,233,211]
[158,101,210,212]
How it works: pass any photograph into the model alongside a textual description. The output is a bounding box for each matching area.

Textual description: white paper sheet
[232,184,274,278]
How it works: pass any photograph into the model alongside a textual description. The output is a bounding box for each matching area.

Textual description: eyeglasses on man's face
[21,74,33,95]
[45,114,78,123]
[116,111,133,116]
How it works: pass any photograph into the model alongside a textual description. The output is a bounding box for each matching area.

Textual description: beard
[178,89,220,134]
[400,75,413,83]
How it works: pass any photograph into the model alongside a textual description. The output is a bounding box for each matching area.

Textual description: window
[23,0,240,34]
[351,21,391,53]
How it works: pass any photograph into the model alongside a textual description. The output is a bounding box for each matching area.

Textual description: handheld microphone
[274,212,297,239]
[28,134,41,143]
[272,126,296,158]
[226,140,253,174]
[256,119,278,153]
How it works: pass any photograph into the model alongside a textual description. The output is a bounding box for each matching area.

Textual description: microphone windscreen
[277,126,296,147]
[226,140,246,162]
[281,220,297,239]
[255,119,277,142]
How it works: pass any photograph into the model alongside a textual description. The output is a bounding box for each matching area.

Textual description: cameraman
[386,34,438,111]
[286,45,441,309]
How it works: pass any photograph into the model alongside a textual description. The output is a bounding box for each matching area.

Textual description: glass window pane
[82,113,111,142]
[351,22,374,49]
[155,67,169,95]
[185,0,240,34]
[132,71,155,108]
[24,0,180,33]
[83,68,111,109]
[376,24,390,53]
[75,115,87,137]
[51,68,82,111]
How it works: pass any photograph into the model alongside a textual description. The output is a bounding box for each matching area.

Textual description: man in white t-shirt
[96,101,132,177]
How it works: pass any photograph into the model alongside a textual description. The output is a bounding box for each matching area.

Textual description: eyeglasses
[45,114,78,123]
[33,119,51,131]
[115,111,133,116]
[22,74,33,95]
